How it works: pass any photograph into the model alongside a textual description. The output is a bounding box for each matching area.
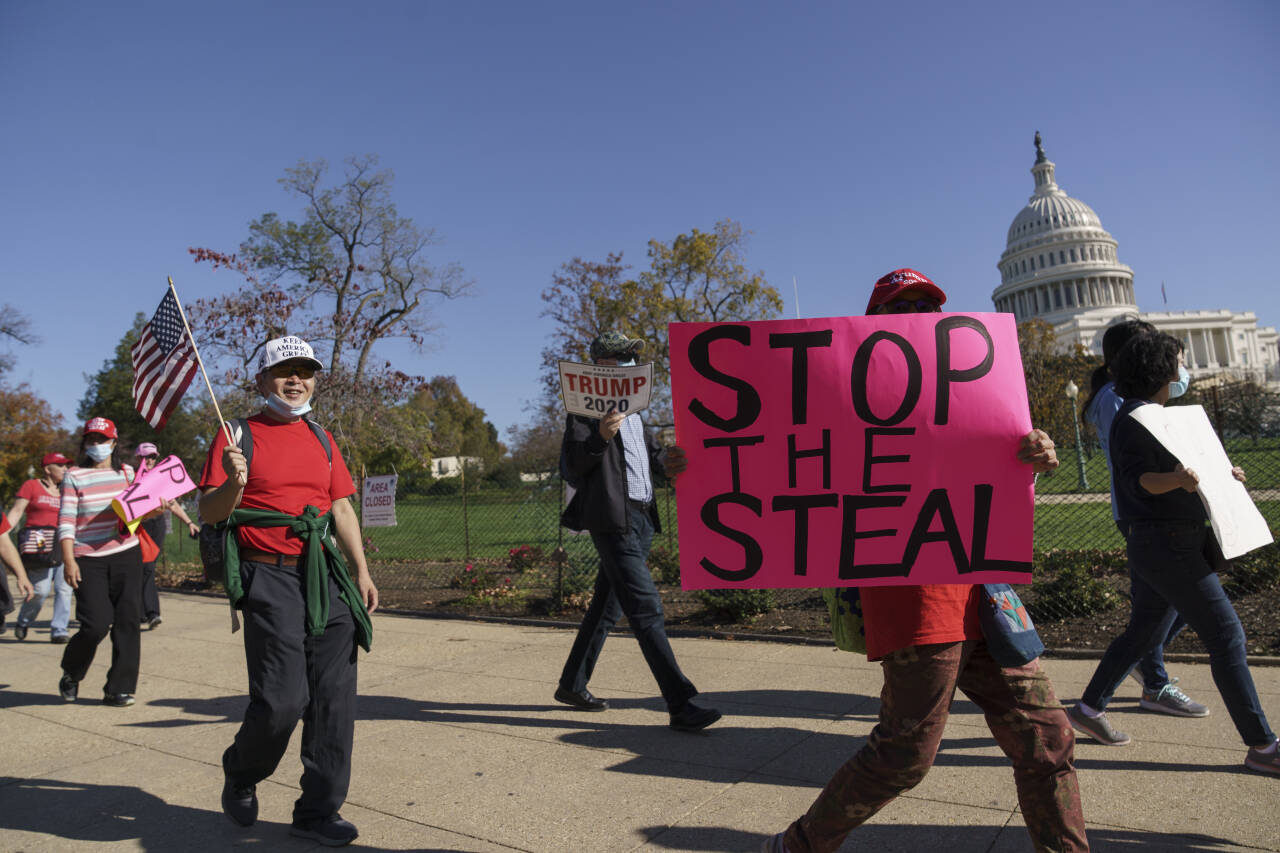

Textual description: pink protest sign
[669,313,1035,590]
[112,455,197,527]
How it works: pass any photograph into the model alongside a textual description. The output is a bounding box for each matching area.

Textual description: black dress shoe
[222,777,258,827]
[290,814,358,846]
[14,623,28,641]
[58,673,78,702]
[669,701,722,732]
[554,686,609,711]
[102,693,135,707]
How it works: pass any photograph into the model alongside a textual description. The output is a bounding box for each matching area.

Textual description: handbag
[978,583,1045,667]
[18,525,59,569]
[137,528,161,563]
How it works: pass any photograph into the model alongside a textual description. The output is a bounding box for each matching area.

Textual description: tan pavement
[1,591,1277,852]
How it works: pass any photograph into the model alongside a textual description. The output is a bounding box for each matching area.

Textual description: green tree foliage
[0,384,68,503]
[410,376,505,465]
[1016,319,1102,450]
[75,314,210,478]
[1181,377,1280,441]
[538,220,782,420]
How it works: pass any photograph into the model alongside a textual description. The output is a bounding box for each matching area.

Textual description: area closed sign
[361,474,398,527]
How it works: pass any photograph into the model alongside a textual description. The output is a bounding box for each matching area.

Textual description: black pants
[60,547,143,695]
[139,517,164,620]
[223,559,358,822]
[559,502,697,710]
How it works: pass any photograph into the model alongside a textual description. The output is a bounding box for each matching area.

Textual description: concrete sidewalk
[1,592,1276,852]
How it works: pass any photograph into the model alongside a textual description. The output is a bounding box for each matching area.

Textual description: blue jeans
[559,501,697,710]
[1082,520,1274,747]
[18,562,72,637]
[1117,520,1187,690]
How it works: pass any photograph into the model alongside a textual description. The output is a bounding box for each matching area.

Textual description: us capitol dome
[992,133,1278,382]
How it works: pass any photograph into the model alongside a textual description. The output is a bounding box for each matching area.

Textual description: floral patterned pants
[783,640,1088,852]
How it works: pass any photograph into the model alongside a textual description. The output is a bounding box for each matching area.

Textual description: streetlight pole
[1064,380,1088,491]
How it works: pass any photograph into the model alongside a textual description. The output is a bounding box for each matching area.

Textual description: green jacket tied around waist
[221,504,373,652]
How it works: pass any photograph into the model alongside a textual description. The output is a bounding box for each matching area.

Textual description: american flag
[131,289,198,429]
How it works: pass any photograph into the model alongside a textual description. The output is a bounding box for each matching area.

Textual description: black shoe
[13,623,28,641]
[146,616,162,630]
[554,686,609,711]
[221,777,258,827]
[669,701,722,732]
[0,617,6,635]
[50,634,69,644]
[102,693,135,707]
[290,814,358,847]
[58,673,78,702]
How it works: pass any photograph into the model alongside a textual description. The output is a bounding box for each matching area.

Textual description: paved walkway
[1,592,1277,852]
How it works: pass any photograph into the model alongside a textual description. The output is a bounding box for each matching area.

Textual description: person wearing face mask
[56,418,144,707]
[199,335,377,847]
[555,330,721,732]
[1071,323,1204,745]
[764,270,1087,853]
[1069,331,1279,776]
[133,442,200,631]
[5,452,76,642]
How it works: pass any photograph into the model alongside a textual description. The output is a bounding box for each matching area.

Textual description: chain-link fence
[155,423,1280,655]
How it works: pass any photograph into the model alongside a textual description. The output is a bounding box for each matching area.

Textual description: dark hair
[1081,319,1156,423]
[1113,332,1183,400]
[77,432,125,472]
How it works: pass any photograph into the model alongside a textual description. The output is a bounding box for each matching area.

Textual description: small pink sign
[669,313,1035,590]
[112,455,197,525]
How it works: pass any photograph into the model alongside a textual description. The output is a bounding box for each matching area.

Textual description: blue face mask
[85,442,113,462]
[615,359,637,368]
[265,393,313,419]
[1168,364,1190,399]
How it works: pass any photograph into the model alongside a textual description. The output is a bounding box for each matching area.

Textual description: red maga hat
[42,452,74,466]
[865,268,948,315]
[82,417,118,439]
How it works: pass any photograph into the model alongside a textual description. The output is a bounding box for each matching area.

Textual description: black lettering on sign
[703,435,764,493]
[699,493,763,582]
[771,494,838,576]
[900,488,969,572]
[850,331,922,426]
[787,430,831,490]
[934,316,994,426]
[967,484,1031,573]
[768,330,833,425]
[862,427,914,493]
[687,325,761,432]
[837,495,909,580]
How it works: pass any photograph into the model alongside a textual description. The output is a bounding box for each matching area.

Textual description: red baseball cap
[83,417,118,439]
[865,268,948,315]
[42,452,74,466]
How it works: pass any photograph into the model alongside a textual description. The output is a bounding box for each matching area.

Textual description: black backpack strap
[303,418,333,466]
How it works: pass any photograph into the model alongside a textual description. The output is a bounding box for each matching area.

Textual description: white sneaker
[1140,684,1208,717]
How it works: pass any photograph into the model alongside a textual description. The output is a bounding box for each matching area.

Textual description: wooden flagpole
[166,276,244,484]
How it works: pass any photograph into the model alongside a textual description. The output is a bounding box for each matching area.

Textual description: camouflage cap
[589,330,645,361]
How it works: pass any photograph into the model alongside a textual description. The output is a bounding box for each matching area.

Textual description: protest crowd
[2,268,1277,852]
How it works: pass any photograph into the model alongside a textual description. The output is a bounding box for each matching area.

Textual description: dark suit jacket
[559,413,665,535]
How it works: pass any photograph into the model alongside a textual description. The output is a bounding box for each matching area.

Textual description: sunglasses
[268,363,316,379]
[875,298,942,315]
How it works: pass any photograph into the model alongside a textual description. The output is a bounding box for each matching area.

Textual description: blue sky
[2,0,1276,441]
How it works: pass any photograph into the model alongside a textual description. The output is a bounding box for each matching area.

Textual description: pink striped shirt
[57,465,140,558]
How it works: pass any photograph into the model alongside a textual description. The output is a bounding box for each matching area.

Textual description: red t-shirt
[200,414,355,555]
[861,583,983,661]
[0,514,10,535]
[16,479,62,527]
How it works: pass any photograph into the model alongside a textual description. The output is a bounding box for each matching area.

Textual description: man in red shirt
[200,335,377,848]
[764,270,1088,853]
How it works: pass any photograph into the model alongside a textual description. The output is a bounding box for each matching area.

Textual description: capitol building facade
[992,135,1279,383]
